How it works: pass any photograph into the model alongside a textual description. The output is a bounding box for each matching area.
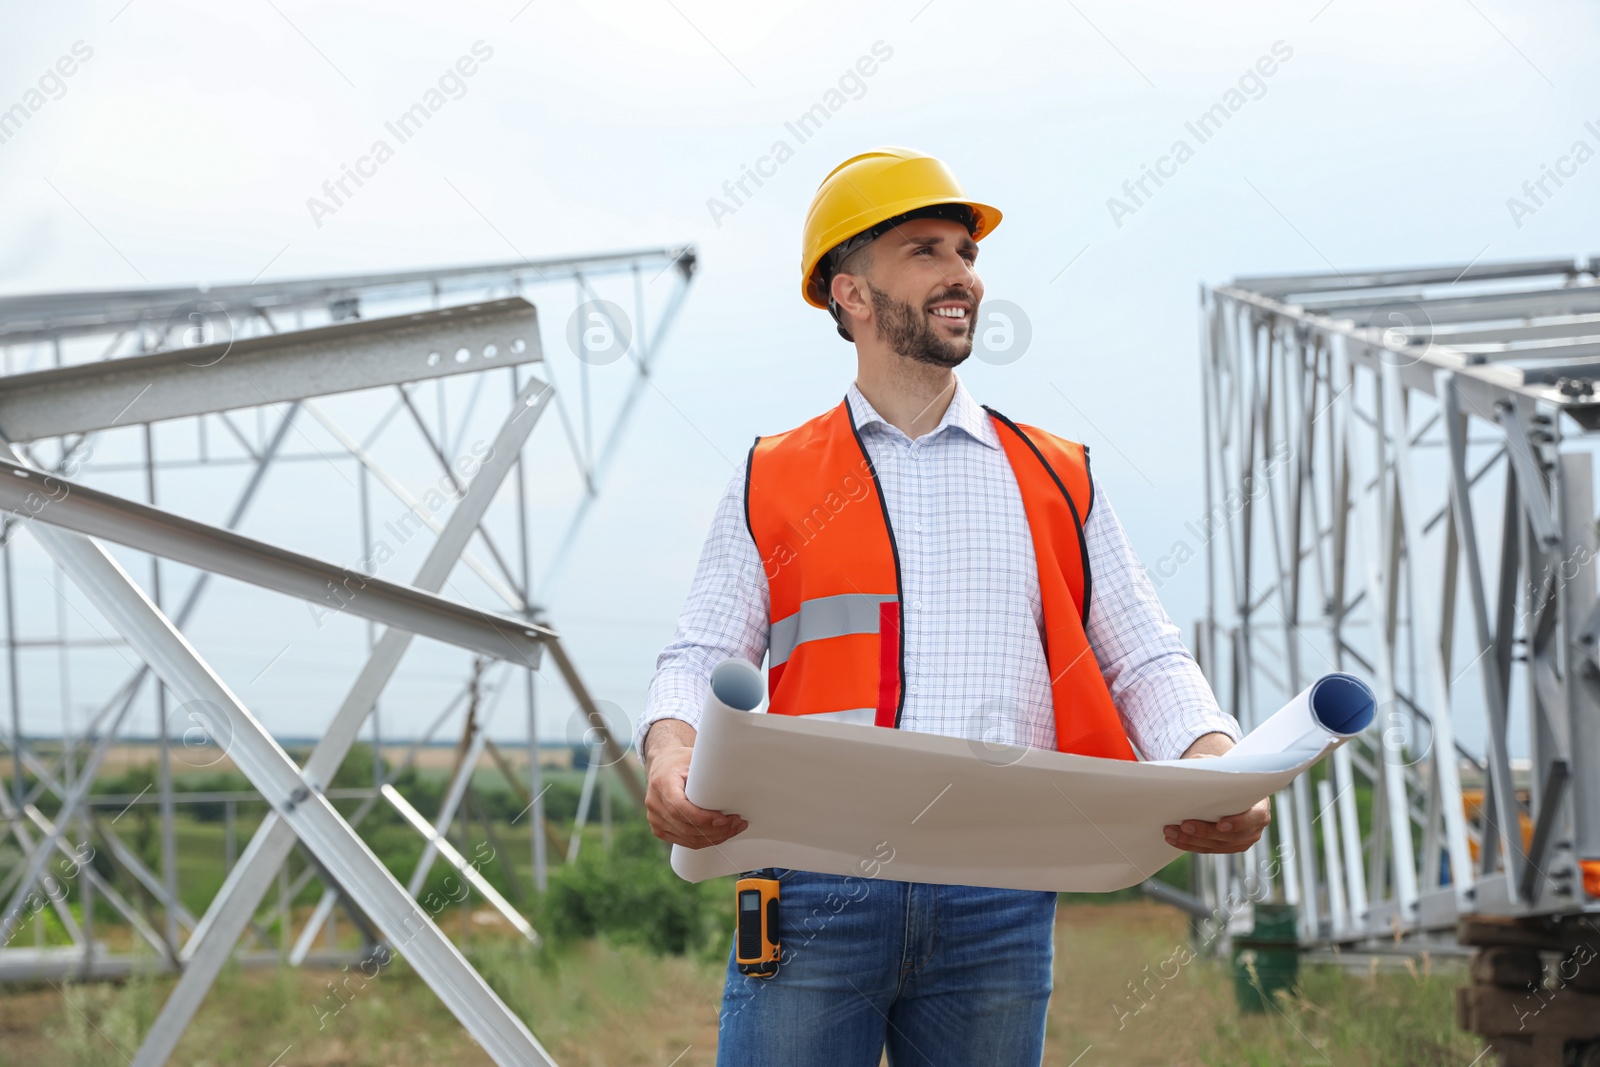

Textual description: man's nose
[946,258,978,289]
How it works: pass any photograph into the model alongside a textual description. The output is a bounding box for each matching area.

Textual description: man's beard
[868,284,974,367]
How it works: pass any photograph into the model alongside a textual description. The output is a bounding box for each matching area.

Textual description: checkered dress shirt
[635,372,1240,762]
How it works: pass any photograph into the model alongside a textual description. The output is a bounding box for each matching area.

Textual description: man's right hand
[642,719,748,849]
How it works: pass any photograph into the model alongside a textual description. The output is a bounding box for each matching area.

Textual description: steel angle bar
[1530,659,1572,756]
[297,664,528,957]
[1231,258,1576,298]
[382,784,537,942]
[80,811,207,938]
[1519,760,1570,903]
[485,736,567,862]
[1316,778,1349,935]
[0,246,694,343]
[1333,335,1420,913]
[302,400,525,612]
[468,777,524,905]
[1289,357,1323,938]
[1458,338,1600,364]
[133,376,555,1067]
[1216,287,1562,408]
[280,684,475,906]
[1519,355,1600,385]
[0,797,83,946]
[69,403,297,710]
[540,636,646,808]
[539,267,695,592]
[1322,346,1372,923]
[0,789,171,962]
[0,299,542,442]
[1381,364,1475,906]
[284,882,342,967]
[1420,765,1443,894]
[1334,747,1368,921]
[1139,878,1211,918]
[1298,285,1600,326]
[1440,373,1531,903]
[292,729,539,959]
[1559,454,1600,863]
[391,386,522,594]
[1421,446,1503,536]
[1200,291,1220,687]
[0,746,214,942]
[290,781,543,955]
[567,756,601,864]
[1497,399,1561,549]
[0,661,149,946]
[1345,743,1429,830]
[24,514,555,1065]
[1435,314,1600,346]
[407,678,503,898]
[0,458,550,667]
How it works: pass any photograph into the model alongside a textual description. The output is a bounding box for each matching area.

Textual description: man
[635,146,1270,1066]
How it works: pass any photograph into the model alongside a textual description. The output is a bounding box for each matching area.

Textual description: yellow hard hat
[800,147,1002,310]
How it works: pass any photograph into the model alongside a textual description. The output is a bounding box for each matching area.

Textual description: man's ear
[830,272,871,336]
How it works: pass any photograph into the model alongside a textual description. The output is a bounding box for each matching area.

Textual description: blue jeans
[715,869,1057,1066]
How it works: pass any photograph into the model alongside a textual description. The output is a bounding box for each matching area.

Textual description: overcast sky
[2,0,1597,752]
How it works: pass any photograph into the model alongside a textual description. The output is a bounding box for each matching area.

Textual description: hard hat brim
[802,197,1002,309]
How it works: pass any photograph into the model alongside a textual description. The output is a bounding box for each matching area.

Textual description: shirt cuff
[1157,710,1243,762]
[633,696,704,756]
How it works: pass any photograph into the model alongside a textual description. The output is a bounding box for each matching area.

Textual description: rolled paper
[671,662,1376,892]
[1225,672,1376,759]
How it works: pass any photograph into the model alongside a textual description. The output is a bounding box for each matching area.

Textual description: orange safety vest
[743,397,1138,761]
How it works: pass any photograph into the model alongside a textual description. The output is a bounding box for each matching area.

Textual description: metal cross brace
[125,375,558,1066]
[1,418,560,1063]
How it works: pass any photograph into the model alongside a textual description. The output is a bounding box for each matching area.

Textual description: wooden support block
[1459,983,1600,1040]
[1556,944,1600,995]
[1460,917,1566,951]
[1487,1033,1570,1067]
[1472,947,1546,989]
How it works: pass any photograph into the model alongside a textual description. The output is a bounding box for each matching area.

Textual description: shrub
[541,821,721,955]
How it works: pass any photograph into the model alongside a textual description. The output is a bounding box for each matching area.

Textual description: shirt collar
[845,371,1001,451]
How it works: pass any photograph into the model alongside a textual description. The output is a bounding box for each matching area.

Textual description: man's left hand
[1164,734,1271,854]
[1163,794,1271,854]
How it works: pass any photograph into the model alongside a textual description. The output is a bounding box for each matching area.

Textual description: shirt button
[914,521,923,532]
[913,600,923,611]
[908,684,920,694]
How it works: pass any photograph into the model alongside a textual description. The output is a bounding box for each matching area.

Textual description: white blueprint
[670,665,1374,892]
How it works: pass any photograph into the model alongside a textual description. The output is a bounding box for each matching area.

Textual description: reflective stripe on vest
[744,396,1137,761]
[770,592,898,667]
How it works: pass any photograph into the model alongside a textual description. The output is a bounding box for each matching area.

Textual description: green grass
[0,903,1481,1067]
[1198,955,1477,1067]
[0,751,1477,1065]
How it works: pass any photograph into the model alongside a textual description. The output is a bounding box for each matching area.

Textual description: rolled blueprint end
[679,659,765,820]
[1308,673,1375,737]
[1222,670,1378,763]
[708,657,765,715]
